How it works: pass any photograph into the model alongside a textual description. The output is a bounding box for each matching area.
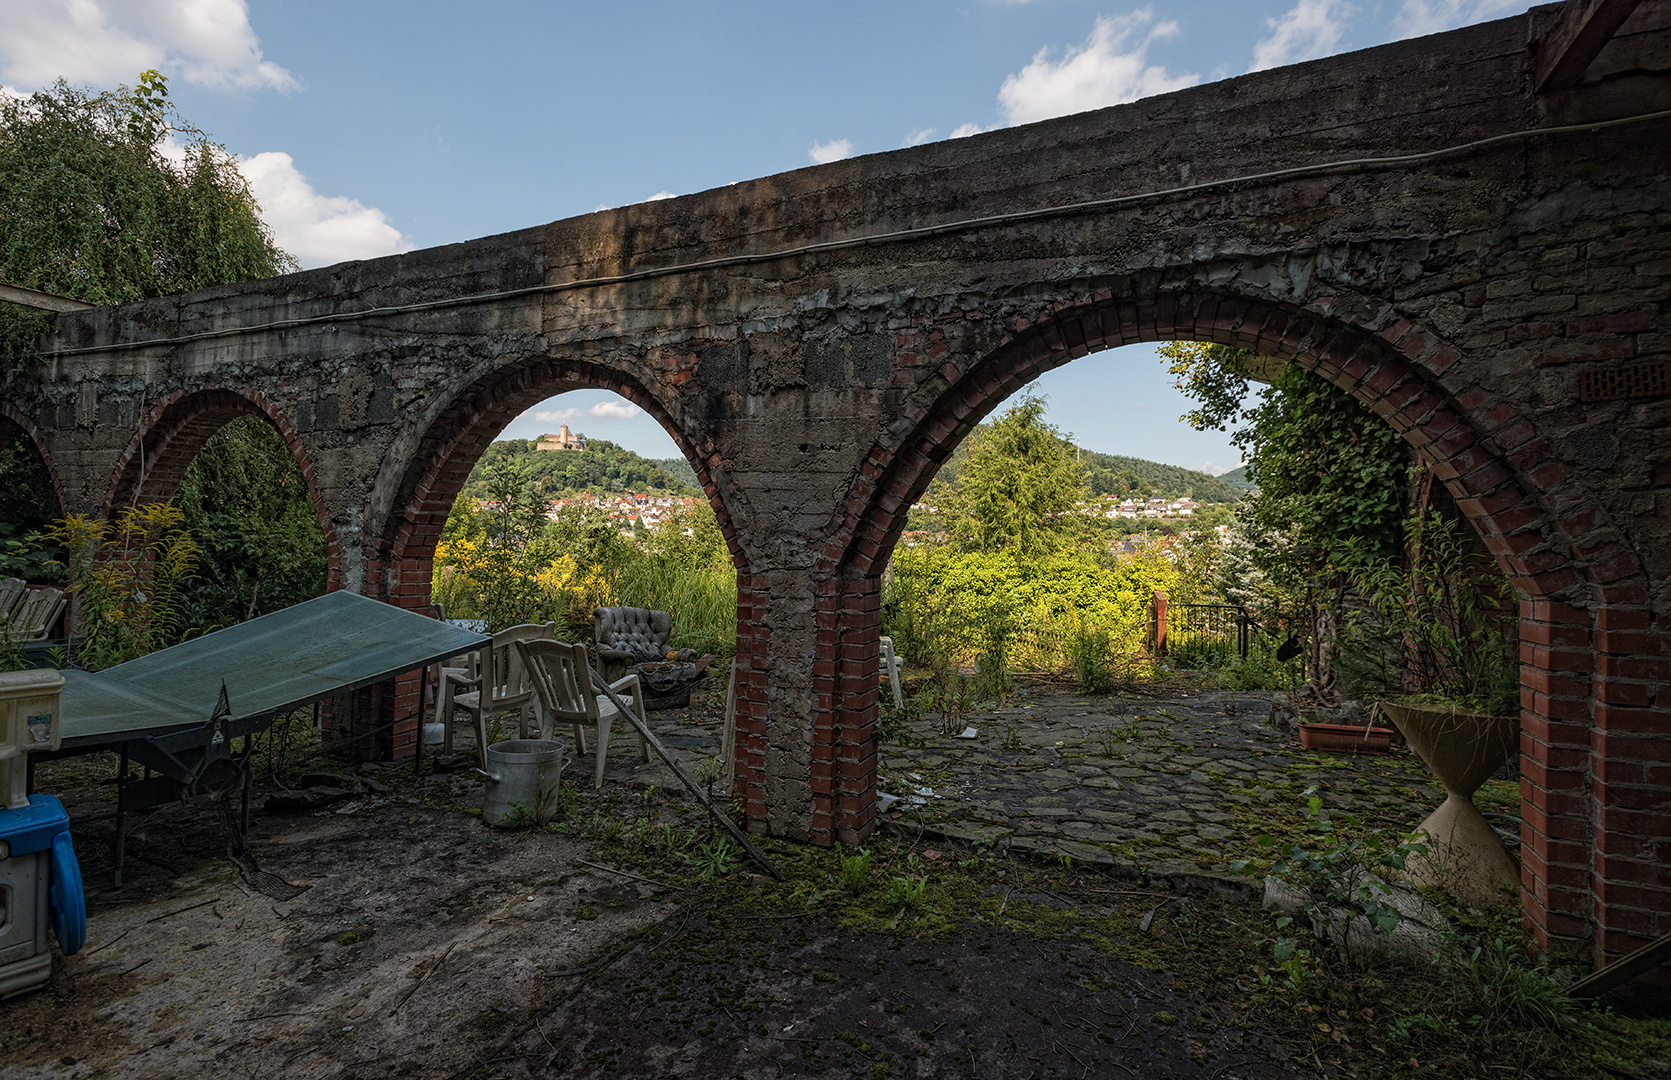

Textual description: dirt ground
[2,790,1296,1080]
[3,685,1665,1080]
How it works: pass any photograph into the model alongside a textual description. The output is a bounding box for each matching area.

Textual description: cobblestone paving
[513,683,1518,885]
[874,686,1503,881]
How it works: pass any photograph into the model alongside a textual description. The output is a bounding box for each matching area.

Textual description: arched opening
[365,356,750,770]
[92,389,335,643]
[0,408,68,641]
[823,290,1628,955]
[172,415,332,630]
[429,387,735,651]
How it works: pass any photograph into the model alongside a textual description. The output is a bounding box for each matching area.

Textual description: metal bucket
[476,739,569,827]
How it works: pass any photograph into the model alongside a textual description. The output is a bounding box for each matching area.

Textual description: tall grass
[434,495,737,657]
[612,552,736,659]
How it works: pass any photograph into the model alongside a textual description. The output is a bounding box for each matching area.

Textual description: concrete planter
[1377,700,1519,911]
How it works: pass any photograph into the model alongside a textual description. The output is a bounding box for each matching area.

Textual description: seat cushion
[593,606,673,663]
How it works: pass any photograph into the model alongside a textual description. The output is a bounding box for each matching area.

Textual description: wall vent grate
[1578,362,1669,402]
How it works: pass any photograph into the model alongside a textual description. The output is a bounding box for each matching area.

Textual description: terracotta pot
[1377,699,1520,910]
[1298,722,1393,754]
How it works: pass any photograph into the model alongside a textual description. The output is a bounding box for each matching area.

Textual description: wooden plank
[590,663,784,882]
[1536,0,1644,92]
[0,281,94,312]
[1566,931,1671,999]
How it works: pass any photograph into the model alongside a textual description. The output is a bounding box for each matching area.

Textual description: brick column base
[814,575,880,846]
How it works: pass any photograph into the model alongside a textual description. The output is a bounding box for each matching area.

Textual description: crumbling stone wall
[4,7,1667,965]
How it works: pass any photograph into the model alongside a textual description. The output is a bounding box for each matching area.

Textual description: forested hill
[1081,450,1245,504]
[930,426,1244,504]
[652,456,700,489]
[460,439,698,501]
[1218,464,1257,491]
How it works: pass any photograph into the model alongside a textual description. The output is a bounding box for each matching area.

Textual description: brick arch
[353,356,759,766]
[102,388,342,589]
[377,355,748,593]
[836,291,1633,597]
[0,402,68,521]
[814,289,1651,955]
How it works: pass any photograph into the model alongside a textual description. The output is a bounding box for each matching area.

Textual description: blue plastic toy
[0,794,86,966]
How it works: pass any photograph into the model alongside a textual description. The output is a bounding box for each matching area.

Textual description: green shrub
[839,848,872,893]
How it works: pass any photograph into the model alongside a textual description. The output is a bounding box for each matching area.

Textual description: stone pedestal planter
[1377,700,1520,910]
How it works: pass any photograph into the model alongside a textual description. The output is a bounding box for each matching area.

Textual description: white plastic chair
[440,622,555,760]
[0,578,26,624]
[517,639,649,789]
[10,587,65,641]
[879,635,905,709]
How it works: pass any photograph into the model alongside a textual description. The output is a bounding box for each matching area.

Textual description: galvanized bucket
[477,739,569,827]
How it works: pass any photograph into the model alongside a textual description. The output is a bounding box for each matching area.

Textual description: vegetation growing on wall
[1160,341,1515,706]
[0,71,295,371]
[173,416,329,631]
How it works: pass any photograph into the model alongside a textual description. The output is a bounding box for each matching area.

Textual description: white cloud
[238,152,413,269]
[645,190,676,201]
[949,122,986,139]
[1249,0,1354,72]
[590,400,641,419]
[0,0,295,92]
[534,408,580,423]
[902,127,937,147]
[997,9,1199,126]
[1394,0,1526,38]
[809,138,854,165]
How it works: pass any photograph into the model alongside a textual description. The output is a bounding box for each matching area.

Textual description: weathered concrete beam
[1535,0,1643,91]
[0,281,93,313]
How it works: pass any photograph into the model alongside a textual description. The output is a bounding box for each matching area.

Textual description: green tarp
[58,592,487,748]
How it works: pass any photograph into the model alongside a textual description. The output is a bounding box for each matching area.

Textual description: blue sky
[3,0,1529,473]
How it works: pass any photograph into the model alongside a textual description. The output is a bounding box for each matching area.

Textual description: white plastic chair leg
[880,636,904,709]
[594,715,612,789]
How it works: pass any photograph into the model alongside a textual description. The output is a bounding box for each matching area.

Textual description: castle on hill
[535,425,587,452]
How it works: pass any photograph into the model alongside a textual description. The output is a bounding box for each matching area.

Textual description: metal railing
[1163,603,1254,664]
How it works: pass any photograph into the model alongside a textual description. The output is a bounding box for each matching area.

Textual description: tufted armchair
[593,606,673,683]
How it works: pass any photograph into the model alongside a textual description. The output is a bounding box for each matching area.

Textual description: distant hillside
[652,456,700,490]
[461,439,697,501]
[926,427,1243,505]
[1218,464,1257,491]
[1081,450,1244,504]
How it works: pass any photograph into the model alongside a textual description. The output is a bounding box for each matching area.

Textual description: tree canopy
[938,391,1088,558]
[0,71,295,368]
[0,73,320,637]
[1159,341,1409,572]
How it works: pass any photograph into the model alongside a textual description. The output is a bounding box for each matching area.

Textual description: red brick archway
[1,402,68,522]
[101,388,342,587]
[352,356,757,764]
[812,290,1658,962]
